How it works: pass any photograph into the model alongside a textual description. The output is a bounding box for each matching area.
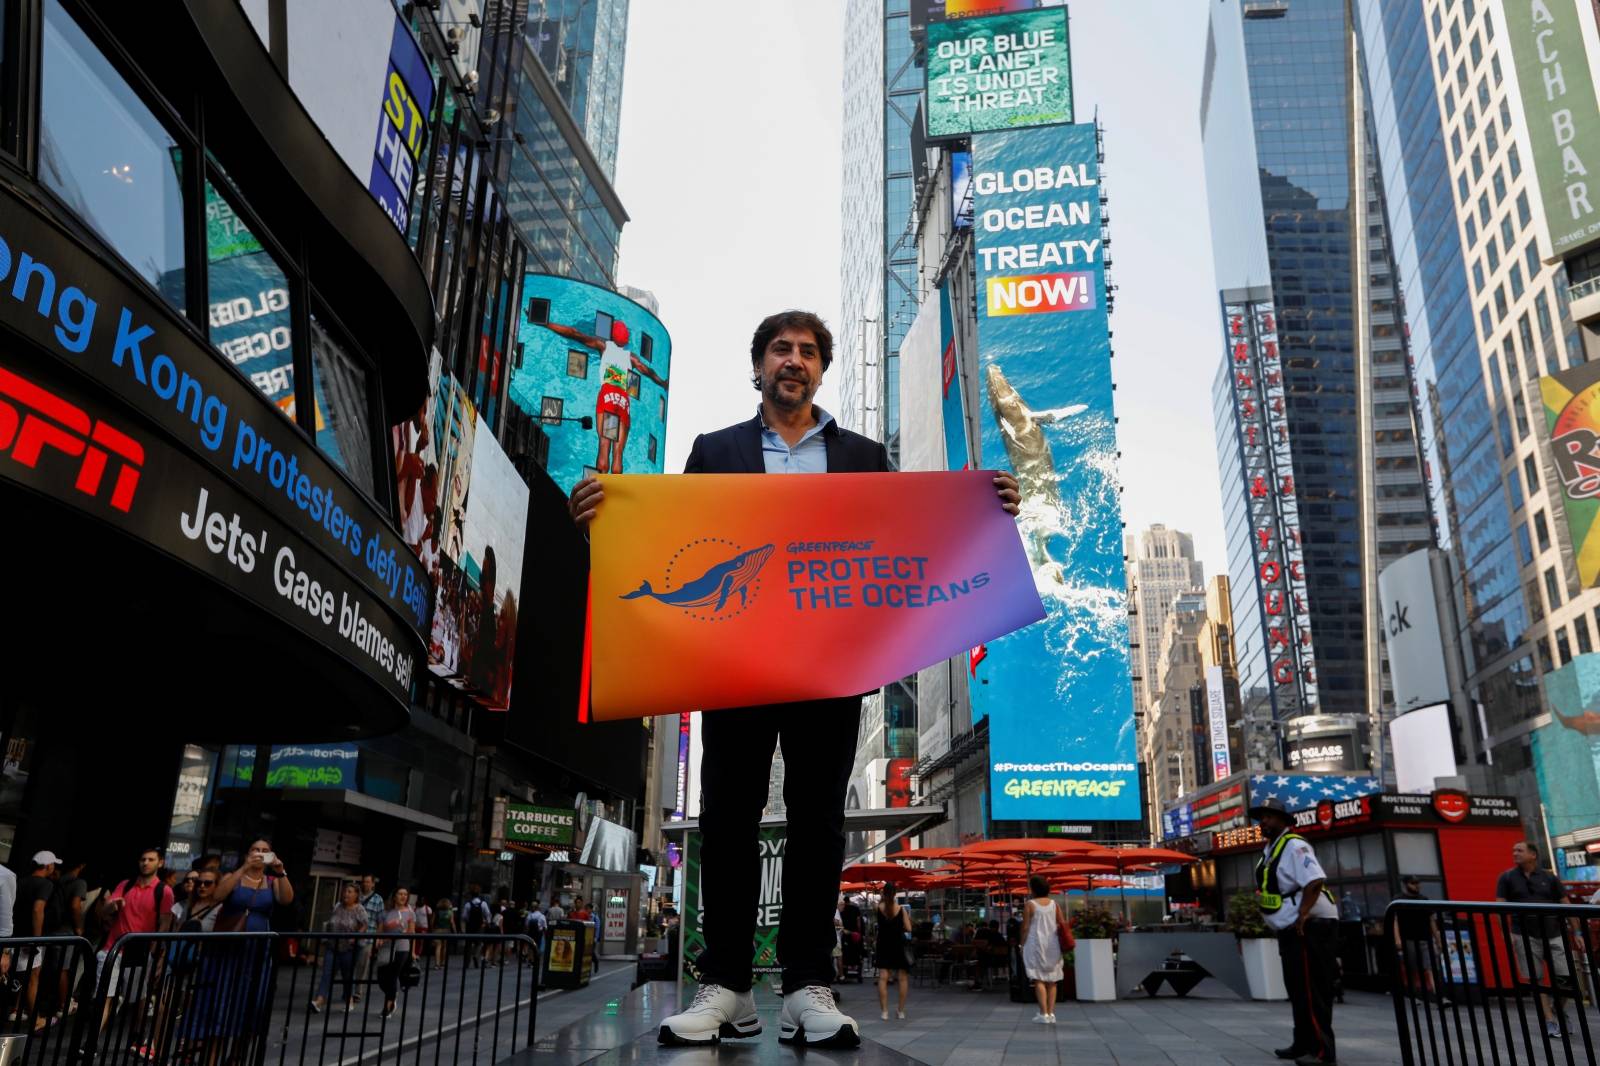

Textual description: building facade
[1127,525,1206,719]
[1203,0,1433,774]
[1143,592,1210,836]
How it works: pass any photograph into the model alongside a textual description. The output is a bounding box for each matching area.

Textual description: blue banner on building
[969,123,1136,821]
[368,15,435,234]
[939,284,969,472]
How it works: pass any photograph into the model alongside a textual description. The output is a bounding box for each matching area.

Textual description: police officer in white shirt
[1250,796,1339,1066]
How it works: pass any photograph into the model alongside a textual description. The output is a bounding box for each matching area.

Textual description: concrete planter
[1241,936,1287,1000]
[1075,938,1116,1001]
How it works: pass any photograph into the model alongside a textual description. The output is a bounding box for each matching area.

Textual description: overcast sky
[613,2,1226,578]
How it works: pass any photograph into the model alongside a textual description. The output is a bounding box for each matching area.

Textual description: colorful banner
[1505,0,1600,256]
[925,7,1072,139]
[970,123,1137,821]
[586,471,1043,720]
[1542,361,1600,585]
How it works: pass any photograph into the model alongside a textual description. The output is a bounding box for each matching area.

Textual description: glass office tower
[1204,0,1431,768]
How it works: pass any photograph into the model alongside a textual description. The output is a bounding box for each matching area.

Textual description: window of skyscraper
[1535,510,1551,553]
[1470,148,1483,181]
[1508,464,1524,509]
[1558,627,1573,666]
[1432,8,1444,37]
[639,333,653,364]
[1466,216,1478,246]
[1516,189,1530,225]
[308,312,377,498]
[1517,525,1534,565]
[1529,583,1547,624]
[527,297,550,324]
[1545,568,1564,609]
[1470,35,1482,66]
[1478,193,1491,227]
[1458,172,1471,201]
[1473,261,1486,292]
[1481,306,1493,338]
[1491,55,1502,86]
[1484,8,1495,37]
[1579,617,1595,656]
[1496,285,1507,321]
[1501,99,1513,132]
[594,311,613,339]
[1485,124,1498,156]
[1509,263,1524,300]
[1524,454,1540,492]
[1486,232,1500,271]
[1493,168,1507,204]
[1450,22,1462,53]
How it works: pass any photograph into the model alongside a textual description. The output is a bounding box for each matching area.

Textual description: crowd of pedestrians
[0,845,573,1060]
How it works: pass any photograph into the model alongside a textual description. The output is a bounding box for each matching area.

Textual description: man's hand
[993,472,1021,516]
[570,476,604,527]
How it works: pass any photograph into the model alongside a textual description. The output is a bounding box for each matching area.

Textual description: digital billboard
[939,283,970,472]
[1541,360,1600,586]
[925,7,1072,140]
[1532,654,1600,839]
[970,123,1137,821]
[393,352,528,710]
[508,276,672,494]
[1505,0,1600,256]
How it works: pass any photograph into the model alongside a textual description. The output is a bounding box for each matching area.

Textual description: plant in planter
[1057,949,1076,1001]
[1069,905,1117,1001]
[1228,890,1287,1001]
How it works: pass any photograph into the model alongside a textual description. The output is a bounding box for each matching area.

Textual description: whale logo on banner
[621,542,776,616]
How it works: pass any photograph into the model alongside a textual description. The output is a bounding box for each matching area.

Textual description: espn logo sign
[0,365,143,512]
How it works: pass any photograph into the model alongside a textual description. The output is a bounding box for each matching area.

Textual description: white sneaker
[896,1009,906,1020]
[1032,1013,1049,1024]
[880,1009,888,1020]
[778,985,860,1047]
[1045,1014,1057,1024]
[657,984,761,1045]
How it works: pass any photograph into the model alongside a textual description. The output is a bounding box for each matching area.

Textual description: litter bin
[543,919,594,990]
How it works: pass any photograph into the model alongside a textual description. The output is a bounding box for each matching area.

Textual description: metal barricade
[0,936,96,1065]
[0,932,538,1065]
[1385,898,1600,1066]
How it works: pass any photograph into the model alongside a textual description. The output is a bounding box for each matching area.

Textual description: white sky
[613,2,1226,578]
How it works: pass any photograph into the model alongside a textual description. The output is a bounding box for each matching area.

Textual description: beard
[763,370,815,411]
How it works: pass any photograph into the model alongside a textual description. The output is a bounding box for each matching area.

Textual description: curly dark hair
[749,310,834,390]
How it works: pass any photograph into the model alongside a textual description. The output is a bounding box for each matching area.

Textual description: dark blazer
[683,413,891,475]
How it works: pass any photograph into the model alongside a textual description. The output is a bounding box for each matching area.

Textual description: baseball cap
[1247,796,1292,821]
[33,850,63,866]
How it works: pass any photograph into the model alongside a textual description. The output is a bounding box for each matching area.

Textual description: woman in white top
[1018,874,1065,1024]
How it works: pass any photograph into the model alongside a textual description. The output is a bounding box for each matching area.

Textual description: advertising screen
[220,744,359,789]
[925,7,1072,139]
[1377,549,1450,711]
[970,123,1136,821]
[951,151,974,230]
[1532,654,1600,839]
[394,352,528,710]
[1505,0,1600,256]
[503,803,576,846]
[508,276,672,494]
[1205,665,1231,782]
[1541,361,1600,586]
[680,827,784,987]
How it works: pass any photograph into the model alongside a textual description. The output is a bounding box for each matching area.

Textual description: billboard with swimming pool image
[1533,654,1600,850]
[969,122,1136,822]
[508,277,672,494]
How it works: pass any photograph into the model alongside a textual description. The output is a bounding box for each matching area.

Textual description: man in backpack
[1250,797,1338,1066]
[98,848,176,1048]
[462,887,491,967]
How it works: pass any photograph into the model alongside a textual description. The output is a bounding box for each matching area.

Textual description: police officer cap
[1248,795,1292,821]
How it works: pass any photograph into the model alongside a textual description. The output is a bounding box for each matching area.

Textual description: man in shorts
[97,848,176,1050]
[1495,841,1581,1039]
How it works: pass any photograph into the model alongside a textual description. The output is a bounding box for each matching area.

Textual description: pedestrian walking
[526,903,547,965]
[357,874,385,982]
[433,897,456,967]
[1249,796,1338,1066]
[571,309,1019,1048]
[413,894,433,964]
[1496,840,1581,1039]
[547,896,566,922]
[873,883,912,1021]
[461,887,491,967]
[375,888,418,1018]
[97,847,177,1054]
[1393,875,1447,1004]
[311,883,366,1013]
[14,851,60,1016]
[1019,875,1066,1025]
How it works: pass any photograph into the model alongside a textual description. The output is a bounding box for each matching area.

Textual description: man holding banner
[571,310,1020,1047]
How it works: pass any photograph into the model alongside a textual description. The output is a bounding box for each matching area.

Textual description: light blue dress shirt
[759,405,833,474]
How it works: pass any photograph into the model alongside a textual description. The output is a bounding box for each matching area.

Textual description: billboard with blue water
[508,277,672,494]
[970,123,1136,821]
[1532,654,1600,841]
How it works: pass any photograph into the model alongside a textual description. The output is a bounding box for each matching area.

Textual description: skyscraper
[1143,591,1210,834]
[1127,525,1206,717]
[1360,0,1600,838]
[1202,0,1432,772]
[838,0,922,462]
[525,0,630,180]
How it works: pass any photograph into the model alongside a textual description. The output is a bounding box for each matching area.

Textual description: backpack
[464,897,488,933]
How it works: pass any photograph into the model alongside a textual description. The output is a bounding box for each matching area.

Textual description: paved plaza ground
[515,974,1411,1065]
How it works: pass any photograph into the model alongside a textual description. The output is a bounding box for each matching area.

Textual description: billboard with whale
[969,122,1138,822]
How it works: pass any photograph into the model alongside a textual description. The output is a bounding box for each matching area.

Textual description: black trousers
[695,696,861,994]
[1279,919,1339,1062]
